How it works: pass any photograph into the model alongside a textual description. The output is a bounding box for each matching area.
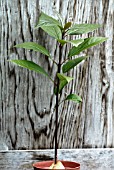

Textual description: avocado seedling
[10,12,107,169]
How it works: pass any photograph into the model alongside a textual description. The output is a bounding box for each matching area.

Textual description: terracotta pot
[33,160,80,169]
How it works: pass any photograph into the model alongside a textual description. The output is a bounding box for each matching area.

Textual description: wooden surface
[0,0,114,149]
[0,149,114,170]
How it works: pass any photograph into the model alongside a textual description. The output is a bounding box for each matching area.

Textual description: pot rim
[33,160,80,169]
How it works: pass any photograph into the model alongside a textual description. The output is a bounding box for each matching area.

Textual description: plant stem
[54,40,63,164]
[58,99,65,106]
[61,58,69,65]
[50,77,57,85]
[52,59,58,65]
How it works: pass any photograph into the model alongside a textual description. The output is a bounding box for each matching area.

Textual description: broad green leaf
[57,73,73,82]
[64,22,72,30]
[35,12,61,28]
[62,56,88,73]
[58,39,84,46]
[65,94,82,103]
[55,73,73,94]
[57,39,67,45]
[41,25,62,39]
[14,42,51,58]
[67,24,101,35]
[68,37,108,58]
[10,60,52,80]
[67,39,84,47]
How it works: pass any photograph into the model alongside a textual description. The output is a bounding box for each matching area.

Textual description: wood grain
[0,149,114,170]
[0,0,114,149]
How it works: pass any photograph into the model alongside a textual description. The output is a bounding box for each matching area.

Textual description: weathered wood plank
[0,0,114,149]
[0,149,114,170]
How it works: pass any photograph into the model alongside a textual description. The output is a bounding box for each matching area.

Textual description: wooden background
[0,0,114,150]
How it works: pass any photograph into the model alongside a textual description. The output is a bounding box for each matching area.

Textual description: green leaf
[41,25,62,39]
[67,39,84,47]
[14,42,51,58]
[64,22,72,30]
[65,94,82,103]
[55,73,73,94]
[57,73,73,82]
[10,60,52,80]
[68,37,108,58]
[62,56,88,73]
[67,24,101,35]
[57,39,67,45]
[35,12,61,28]
[58,39,84,46]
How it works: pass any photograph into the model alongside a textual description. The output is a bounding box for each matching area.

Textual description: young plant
[10,12,107,165]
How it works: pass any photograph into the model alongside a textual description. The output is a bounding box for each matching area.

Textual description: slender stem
[61,58,69,65]
[58,99,65,106]
[52,97,66,112]
[54,37,63,164]
[50,77,56,85]
[52,59,58,65]
[49,54,58,65]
